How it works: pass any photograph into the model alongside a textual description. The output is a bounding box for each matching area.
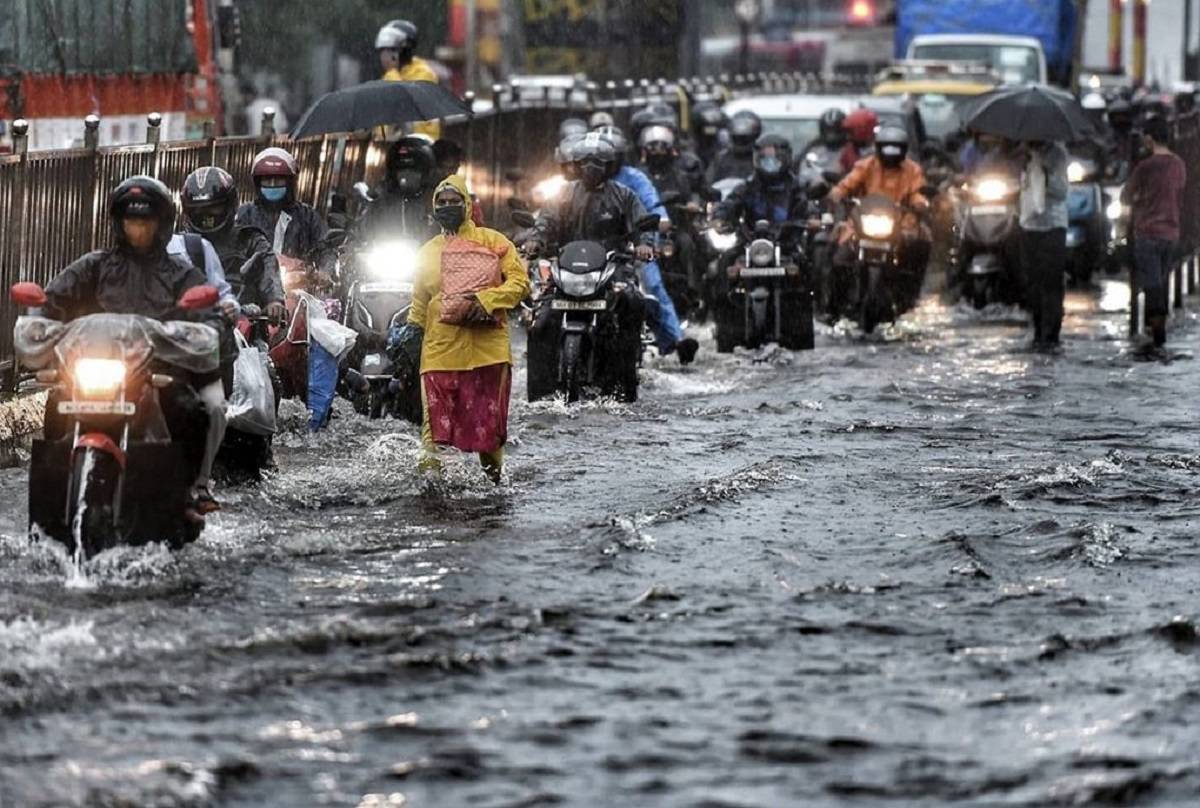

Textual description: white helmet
[375,19,418,52]
[1081,92,1107,111]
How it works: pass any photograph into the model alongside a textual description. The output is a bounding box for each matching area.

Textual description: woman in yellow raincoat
[408,174,530,481]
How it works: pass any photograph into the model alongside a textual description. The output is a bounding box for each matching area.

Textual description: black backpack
[182,233,207,274]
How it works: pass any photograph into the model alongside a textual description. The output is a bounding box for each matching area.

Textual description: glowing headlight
[708,230,738,251]
[1067,161,1086,183]
[749,239,776,267]
[555,269,604,298]
[533,174,568,203]
[364,241,417,280]
[1106,199,1125,220]
[860,213,895,239]
[74,358,125,396]
[973,177,1010,203]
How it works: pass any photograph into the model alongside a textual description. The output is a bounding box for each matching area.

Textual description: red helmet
[251,147,298,178]
[844,108,879,144]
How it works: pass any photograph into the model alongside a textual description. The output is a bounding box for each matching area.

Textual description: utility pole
[1133,0,1148,85]
[1108,0,1123,73]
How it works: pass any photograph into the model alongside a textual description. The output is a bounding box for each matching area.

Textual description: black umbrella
[291,80,471,139]
[960,84,1094,143]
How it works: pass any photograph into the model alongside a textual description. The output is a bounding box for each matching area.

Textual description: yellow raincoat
[408,174,530,373]
[383,57,441,140]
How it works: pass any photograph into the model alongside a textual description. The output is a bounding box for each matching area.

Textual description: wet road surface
[2,281,1199,807]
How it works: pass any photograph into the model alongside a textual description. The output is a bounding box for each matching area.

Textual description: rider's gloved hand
[635,244,654,261]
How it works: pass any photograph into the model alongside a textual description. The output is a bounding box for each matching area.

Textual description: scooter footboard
[29,438,192,546]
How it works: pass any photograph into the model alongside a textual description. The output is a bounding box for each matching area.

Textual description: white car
[907,34,1047,86]
[722,95,859,154]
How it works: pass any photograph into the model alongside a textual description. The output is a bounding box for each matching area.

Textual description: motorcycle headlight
[558,270,603,298]
[973,177,1010,203]
[708,230,738,251]
[74,358,125,396]
[860,213,895,239]
[364,241,417,281]
[749,238,776,267]
[533,174,568,203]
[1106,199,1125,221]
[1067,161,1086,183]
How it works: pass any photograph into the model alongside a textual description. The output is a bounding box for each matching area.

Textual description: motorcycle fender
[967,253,1002,276]
[75,433,126,469]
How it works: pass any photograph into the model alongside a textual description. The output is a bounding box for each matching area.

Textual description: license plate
[359,282,413,294]
[971,204,1009,216]
[551,299,607,311]
[739,266,786,278]
[58,401,135,416]
[860,239,891,250]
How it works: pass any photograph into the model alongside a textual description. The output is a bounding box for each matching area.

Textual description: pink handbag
[439,237,505,326]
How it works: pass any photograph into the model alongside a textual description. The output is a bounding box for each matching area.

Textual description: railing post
[83,114,100,151]
[490,84,502,221]
[6,120,29,388]
[259,107,277,139]
[146,112,162,176]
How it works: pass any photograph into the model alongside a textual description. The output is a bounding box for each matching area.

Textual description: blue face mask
[261,186,287,203]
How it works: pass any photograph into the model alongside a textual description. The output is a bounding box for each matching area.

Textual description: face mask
[433,204,466,232]
[758,156,783,175]
[261,186,287,203]
[580,163,607,188]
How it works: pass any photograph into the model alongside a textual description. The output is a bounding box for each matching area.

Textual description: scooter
[1066,155,1107,285]
[11,281,222,558]
[953,172,1020,309]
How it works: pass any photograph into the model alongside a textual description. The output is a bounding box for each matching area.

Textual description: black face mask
[433,204,466,232]
[580,163,607,189]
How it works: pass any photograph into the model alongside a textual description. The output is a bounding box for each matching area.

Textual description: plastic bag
[307,341,339,432]
[226,331,277,437]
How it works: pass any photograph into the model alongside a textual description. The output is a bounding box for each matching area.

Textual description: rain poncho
[235,200,333,272]
[407,174,530,373]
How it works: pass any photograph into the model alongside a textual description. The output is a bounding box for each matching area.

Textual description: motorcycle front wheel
[68,447,121,559]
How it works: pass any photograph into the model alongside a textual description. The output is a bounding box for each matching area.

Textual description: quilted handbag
[439,237,506,326]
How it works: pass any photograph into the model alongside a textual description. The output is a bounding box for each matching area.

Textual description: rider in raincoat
[406,174,530,482]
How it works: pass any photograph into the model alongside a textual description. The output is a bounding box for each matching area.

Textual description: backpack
[182,233,207,274]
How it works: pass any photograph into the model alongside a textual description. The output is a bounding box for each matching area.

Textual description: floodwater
[1,282,1198,807]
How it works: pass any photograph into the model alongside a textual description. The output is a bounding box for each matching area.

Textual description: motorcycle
[842,194,924,334]
[520,211,659,403]
[338,183,421,422]
[710,218,815,353]
[10,282,221,558]
[1065,155,1107,285]
[656,189,708,323]
[953,172,1020,309]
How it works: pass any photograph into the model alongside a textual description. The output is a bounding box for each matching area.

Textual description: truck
[895,0,1079,87]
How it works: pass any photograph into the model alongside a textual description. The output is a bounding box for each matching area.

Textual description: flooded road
[2,282,1199,807]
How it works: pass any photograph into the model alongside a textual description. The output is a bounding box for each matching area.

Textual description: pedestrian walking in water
[1017,140,1070,348]
[1123,115,1187,355]
[404,174,530,482]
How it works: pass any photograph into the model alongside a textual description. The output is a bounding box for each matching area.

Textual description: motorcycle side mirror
[754,219,770,235]
[511,210,537,228]
[658,190,683,206]
[10,281,47,308]
[507,197,532,212]
[637,214,661,232]
[178,285,220,311]
[352,181,375,204]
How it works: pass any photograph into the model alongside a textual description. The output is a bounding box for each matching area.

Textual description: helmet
[589,110,615,130]
[753,134,793,179]
[631,103,678,143]
[692,101,727,138]
[375,19,418,54]
[432,138,464,172]
[594,125,628,154]
[385,136,436,196]
[574,133,618,187]
[556,133,584,165]
[109,175,175,248]
[844,107,879,145]
[1081,92,1107,111]
[558,117,588,141]
[639,124,676,151]
[819,108,848,146]
[181,166,238,235]
[252,146,298,179]
[875,125,909,168]
[728,110,763,148]
[1107,98,1134,129]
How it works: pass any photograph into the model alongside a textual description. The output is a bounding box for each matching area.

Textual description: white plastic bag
[296,291,358,360]
[226,331,277,437]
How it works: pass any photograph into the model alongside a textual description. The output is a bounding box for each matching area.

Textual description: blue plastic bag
[307,341,339,432]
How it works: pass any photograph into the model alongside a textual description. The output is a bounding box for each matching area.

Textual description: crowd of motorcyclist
[14,15,1195,552]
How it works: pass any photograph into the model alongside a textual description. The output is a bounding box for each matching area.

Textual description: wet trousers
[419,366,508,482]
[197,379,227,487]
[638,259,684,352]
[1134,237,1175,345]
[1019,227,1066,345]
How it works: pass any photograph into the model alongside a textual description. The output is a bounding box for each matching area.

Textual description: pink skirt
[422,364,511,453]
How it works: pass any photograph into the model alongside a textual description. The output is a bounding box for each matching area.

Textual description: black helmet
[556,132,584,166]
[729,110,762,149]
[574,133,618,188]
[753,134,792,180]
[819,108,848,146]
[558,117,588,141]
[181,166,238,235]
[589,110,615,130]
[385,136,436,196]
[109,175,175,248]
[876,125,909,168]
[692,101,727,138]
[375,19,418,58]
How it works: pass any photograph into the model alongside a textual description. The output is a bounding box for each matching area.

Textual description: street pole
[465,0,478,93]
[1109,0,1124,73]
[1133,0,1148,86]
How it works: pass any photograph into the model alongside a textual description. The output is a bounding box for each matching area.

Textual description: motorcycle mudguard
[30,438,191,548]
[967,253,1003,276]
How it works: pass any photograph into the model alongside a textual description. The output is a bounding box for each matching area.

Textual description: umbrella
[291,80,470,139]
[960,84,1094,143]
